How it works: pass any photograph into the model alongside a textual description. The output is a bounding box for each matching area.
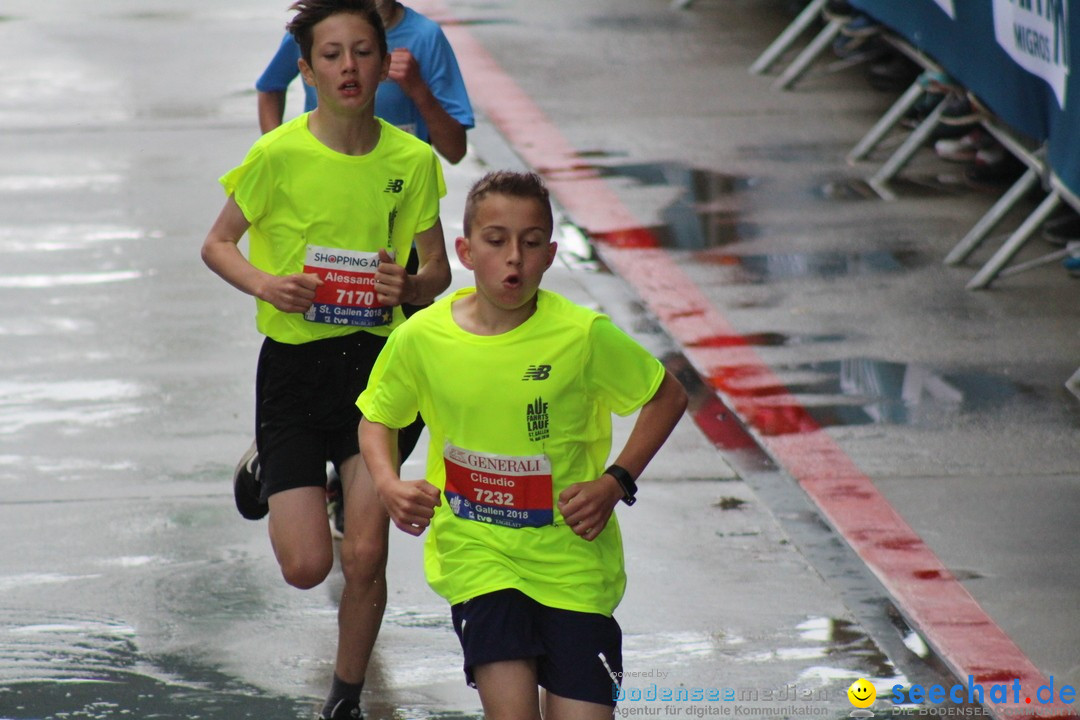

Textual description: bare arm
[200,195,322,311]
[360,418,441,536]
[388,49,468,164]
[373,219,451,307]
[257,91,287,134]
[558,370,688,540]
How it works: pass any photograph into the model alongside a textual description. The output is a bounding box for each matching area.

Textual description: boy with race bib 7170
[200,1,450,717]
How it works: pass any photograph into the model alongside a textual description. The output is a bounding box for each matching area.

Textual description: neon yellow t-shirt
[358,288,665,615]
[220,114,445,344]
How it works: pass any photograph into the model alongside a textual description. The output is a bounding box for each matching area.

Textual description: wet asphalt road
[2,1,1078,719]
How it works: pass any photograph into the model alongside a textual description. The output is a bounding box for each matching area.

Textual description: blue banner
[849,0,1079,194]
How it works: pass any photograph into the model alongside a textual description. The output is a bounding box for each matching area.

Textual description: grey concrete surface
[0,0,1077,719]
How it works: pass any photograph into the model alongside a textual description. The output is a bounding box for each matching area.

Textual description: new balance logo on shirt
[522,364,551,381]
[384,178,404,193]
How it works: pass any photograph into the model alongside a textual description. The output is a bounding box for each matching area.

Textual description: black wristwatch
[605,464,637,506]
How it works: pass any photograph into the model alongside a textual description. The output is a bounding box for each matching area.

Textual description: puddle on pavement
[116,11,192,21]
[0,611,313,720]
[817,178,879,201]
[708,358,1026,435]
[738,142,855,164]
[687,332,848,349]
[693,248,921,283]
[433,17,517,27]
[0,173,122,192]
[585,13,691,31]
[562,161,758,249]
[0,269,142,288]
[666,352,778,473]
[620,617,903,711]
[0,316,91,337]
[0,224,151,253]
[0,378,144,434]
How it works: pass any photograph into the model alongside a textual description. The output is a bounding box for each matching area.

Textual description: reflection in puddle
[666,352,777,472]
[0,379,144,434]
[570,162,758,249]
[687,332,847,349]
[0,270,141,288]
[0,317,91,336]
[0,611,313,719]
[737,617,899,681]
[434,17,516,27]
[709,359,1024,435]
[695,249,921,284]
[0,174,122,192]
[619,617,903,711]
[0,573,94,594]
[0,225,151,253]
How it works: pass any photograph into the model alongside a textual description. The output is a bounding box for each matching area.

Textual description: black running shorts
[450,588,623,707]
[254,332,423,500]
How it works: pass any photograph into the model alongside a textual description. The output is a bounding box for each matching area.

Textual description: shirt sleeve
[413,148,446,234]
[357,328,421,428]
[219,143,271,224]
[584,315,665,417]
[421,29,475,129]
[255,33,302,93]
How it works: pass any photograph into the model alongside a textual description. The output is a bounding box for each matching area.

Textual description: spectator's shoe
[934,129,991,163]
[318,699,363,720]
[1041,211,1080,247]
[233,441,268,520]
[326,472,345,541]
[963,146,1025,191]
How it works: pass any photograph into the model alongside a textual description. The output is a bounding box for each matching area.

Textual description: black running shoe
[233,441,268,520]
[318,698,363,719]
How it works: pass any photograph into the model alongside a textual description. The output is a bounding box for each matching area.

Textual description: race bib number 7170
[302,245,391,328]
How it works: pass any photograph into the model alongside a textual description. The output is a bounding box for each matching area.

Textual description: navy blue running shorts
[254,332,424,500]
[450,588,622,707]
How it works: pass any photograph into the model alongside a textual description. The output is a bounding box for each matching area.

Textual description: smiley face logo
[848,678,876,708]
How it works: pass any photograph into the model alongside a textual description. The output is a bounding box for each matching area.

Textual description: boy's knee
[278,553,333,590]
[339,535,388,586]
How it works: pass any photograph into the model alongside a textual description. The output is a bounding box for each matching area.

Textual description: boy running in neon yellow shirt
[358,171,687,719]
[201,2,450,717]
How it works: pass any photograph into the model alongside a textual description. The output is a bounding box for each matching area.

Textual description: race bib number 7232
[443,444,553,529]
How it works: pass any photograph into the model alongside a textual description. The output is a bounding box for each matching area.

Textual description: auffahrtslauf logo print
[384,178,404,193]
[522,364,551,381]
[526,397,549,442]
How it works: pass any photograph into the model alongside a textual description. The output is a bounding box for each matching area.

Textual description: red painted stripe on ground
[423,1,1074,717]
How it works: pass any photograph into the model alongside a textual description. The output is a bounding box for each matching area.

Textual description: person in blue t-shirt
[256,0,474,164]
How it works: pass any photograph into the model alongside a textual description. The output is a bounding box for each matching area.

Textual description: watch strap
[605,464,637,506]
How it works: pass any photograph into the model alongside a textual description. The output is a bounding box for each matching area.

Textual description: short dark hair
[463,171,553,237]
[286,0,387,66]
